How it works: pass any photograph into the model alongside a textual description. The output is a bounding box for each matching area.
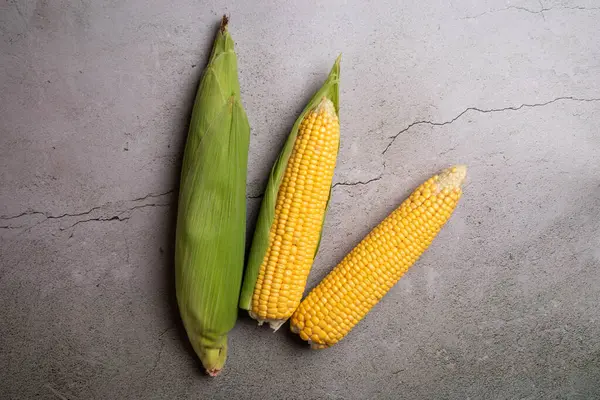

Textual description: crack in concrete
[11,0,28,27]
[381,96,600,155]
[0,190,174,231]
[63,202,171,230]
[462,4,600,20]
[4,96,598,229]
[158,326,173,337]
[332,174,383,189]
[45,384,69,400]
[246,173,386,200]
[0,224,27,229]
[1,187,287,230]
[146,341,165,378]
[437,146,457,157]
[0,190,174,222]
[245,173,387,200]
[124,232,131,265]
[564,6,600,11]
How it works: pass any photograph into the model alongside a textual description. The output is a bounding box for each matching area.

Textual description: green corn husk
[238,56,341,311]
[175,16,249,377]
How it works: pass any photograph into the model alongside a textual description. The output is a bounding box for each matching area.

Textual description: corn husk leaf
[239,56,340,310]
[175,17,249,376]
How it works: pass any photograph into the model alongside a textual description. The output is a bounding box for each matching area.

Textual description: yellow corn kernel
[290,166,467,348]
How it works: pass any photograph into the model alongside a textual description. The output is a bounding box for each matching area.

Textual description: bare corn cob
[239,58,341,329]
[175,17,249,376]
[290,165,467,348]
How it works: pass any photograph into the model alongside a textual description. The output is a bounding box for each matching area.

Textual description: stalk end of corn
[248,311,286,331]
[437,164,467,191]
[316,96,336,117]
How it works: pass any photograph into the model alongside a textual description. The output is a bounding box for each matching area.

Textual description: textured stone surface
[1,1,599,399]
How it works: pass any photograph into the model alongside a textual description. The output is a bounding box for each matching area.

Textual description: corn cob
[175,16,249,376]
[290,165,467,348]
[239,57,341,330]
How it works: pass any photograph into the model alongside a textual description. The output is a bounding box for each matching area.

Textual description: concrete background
[1,0,599,399]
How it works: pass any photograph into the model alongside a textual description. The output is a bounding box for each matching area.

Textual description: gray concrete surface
[1,0,599,399]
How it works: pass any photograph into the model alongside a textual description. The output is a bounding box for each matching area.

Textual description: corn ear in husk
[238,57,341,327]
[175,16,249,377]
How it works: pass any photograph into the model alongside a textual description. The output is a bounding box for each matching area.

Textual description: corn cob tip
[316,96,337,118]
[436,165,467,191]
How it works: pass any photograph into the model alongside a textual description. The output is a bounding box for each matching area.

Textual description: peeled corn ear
[291,166,467,348]
[239,57,341,330]
[175,16,249,376]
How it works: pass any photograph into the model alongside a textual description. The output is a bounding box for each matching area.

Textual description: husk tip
[220,15,229,32]
[331,54,341,76]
